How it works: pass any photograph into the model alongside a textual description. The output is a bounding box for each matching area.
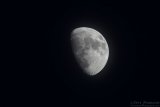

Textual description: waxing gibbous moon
[71,27,109,76]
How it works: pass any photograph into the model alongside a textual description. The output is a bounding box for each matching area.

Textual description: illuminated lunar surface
[71,27,109,76]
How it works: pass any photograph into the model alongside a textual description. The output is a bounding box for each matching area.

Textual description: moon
[71,27,109,76]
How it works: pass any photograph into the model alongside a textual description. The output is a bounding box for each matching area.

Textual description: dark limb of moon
[71,36,90,69]
[76,49,90,68]
[71,36,83,53]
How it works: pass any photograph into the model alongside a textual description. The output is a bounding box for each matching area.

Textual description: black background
[4,0,160,106]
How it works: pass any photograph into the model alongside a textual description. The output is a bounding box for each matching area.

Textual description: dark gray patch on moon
[84,37,100,51]
[101,42,107,50]
[91,39,101,50]
[83,36,107,55]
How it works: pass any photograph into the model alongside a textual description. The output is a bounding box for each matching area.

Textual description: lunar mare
[71,27,109,76]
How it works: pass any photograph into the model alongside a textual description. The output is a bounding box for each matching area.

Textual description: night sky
[5,1,160,106]
[46,1,160,106]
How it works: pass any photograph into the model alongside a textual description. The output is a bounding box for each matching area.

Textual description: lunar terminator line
[71,27,109,76]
